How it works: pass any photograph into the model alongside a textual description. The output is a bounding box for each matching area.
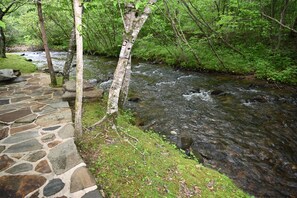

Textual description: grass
[77,101,250,197]
[0,54,37,73]
[50,76,64,88]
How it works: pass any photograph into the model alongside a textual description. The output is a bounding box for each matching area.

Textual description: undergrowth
[133,39,297,85]
[77,101,250,197]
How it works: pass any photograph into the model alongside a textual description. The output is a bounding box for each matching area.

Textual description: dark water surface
[17,52,297,197]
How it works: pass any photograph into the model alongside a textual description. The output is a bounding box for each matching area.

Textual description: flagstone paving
[0,73,102,198]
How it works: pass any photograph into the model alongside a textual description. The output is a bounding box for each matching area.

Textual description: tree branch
[262,12,297,34]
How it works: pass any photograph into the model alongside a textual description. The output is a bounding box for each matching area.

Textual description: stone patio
[0,73,102,198]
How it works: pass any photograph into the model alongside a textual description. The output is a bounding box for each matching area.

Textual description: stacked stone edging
[62,80,103,102]
[0,73,102,198]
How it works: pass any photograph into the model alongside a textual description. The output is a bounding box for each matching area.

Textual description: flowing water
[17,52,297,197]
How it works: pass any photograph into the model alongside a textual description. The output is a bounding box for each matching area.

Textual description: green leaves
[0,21,6,28]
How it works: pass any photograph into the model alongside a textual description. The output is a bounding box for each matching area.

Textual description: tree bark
[119,55,132,107]
[276,0,289,49]
[107,0,157,116]
[73,0,84,136]
[0,26,6,58]
[63,27,76,83]
[37,0,57,86]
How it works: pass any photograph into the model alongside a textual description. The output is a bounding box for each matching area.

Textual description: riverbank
[7,45,297,86]
[77,101,250,197]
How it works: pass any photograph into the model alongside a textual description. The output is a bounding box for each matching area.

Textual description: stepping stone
[82,189,103,198]
[0,146,5,153]
[70,167,96,193]
[15,114,37,123]
[5,162,33,174]
[0,127,9,140]
[49,102,69,108]
[0,99,9,105]
[31,103,46,112]
[24,85,40,91]
[0,107,32,123]
[43,178,65,196]
[0,155,15,171]
[43,125,61,131]
[0,108,16,115]
[41,134,56,143]
[35,160,51,173]
[10,153,24,159]
[4,139,43,153]
[58,124,74,139]
[48,140,62,148]
[30,90,44,96]
[10,123,37,135]
[23,150,46,162]
[2,131,39,144]
[0,175,46,197]
[35,109,72,127]
[48,139,83,175]
[11,96,31,103]
[39,105,56,114]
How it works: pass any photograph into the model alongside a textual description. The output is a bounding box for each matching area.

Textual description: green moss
[78,102,250,197]
[50,76,63,88]
[0,54,37,73]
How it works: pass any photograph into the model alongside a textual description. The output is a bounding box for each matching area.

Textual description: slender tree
[37,0,57,86]
[73,0,83,136]
[107,0,157,117]
[63,26,76,83]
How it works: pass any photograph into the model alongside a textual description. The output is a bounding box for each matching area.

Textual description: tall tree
[37,0,57,86]
[73,0,83,136]
[107,0,157,117]
[63,26,75,83]
[276,0,290,49]
[0,0,25,58]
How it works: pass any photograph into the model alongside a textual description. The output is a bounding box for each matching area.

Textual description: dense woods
[1,0,297,84]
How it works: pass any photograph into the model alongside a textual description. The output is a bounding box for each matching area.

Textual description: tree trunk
[119,55,132,107]
[107,40,131,115]
[276,0,289,49]
[107,0,156,116]
[0,26,6,58]
[37,0,57,86]
[73,0,84,136]
[63,27,76,83]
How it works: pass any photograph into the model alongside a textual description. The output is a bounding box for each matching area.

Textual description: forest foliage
[2,0,297,84]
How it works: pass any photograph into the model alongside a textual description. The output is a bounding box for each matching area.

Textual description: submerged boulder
[175,131,194,156]
[211,90,225,96]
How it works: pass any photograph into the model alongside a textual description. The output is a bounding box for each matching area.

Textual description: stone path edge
[0,72,103,198]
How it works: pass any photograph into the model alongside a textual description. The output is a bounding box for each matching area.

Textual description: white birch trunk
[107,0,157,116]
[120,55,132,106]
[73,0,83,136]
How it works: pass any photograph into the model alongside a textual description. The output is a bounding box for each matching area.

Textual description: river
[16,51,297,197]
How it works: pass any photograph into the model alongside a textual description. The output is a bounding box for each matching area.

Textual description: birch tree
[107,0,157,117]
[73,0,83,136]
[37,0,57,86]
